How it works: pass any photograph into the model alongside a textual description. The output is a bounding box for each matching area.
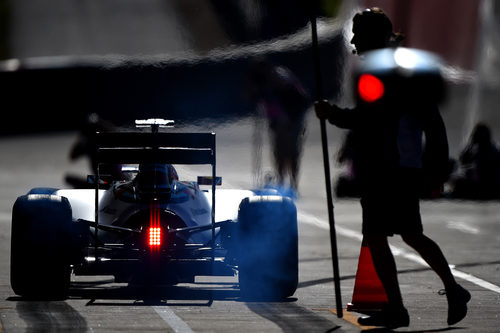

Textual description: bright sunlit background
[0,0,499,159]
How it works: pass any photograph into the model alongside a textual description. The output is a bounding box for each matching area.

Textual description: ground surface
[0,115,499,332]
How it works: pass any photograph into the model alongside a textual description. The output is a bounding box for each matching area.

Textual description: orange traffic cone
[347,239,388,312]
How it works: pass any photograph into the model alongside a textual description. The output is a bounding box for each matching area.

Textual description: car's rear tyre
[11,194,72,299]
[237,196,298,301]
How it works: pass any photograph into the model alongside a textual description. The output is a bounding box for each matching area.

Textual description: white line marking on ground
[153,306,195,333]
[450,268,500,294]
[298,210,500,294]
[298,211,363,241]
[446,220,480,235]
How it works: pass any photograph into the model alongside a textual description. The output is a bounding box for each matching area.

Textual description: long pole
[309,14,343,318]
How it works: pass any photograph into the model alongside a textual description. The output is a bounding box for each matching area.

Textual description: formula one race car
[10,119,298,300]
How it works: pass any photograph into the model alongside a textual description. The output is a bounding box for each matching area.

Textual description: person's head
[351,7,403,54]
[136,164,177,193]
[248,57,274,86]
[471,123,492,146]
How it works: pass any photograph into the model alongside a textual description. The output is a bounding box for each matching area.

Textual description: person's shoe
[358,304,410,329]
[443,284,471,325]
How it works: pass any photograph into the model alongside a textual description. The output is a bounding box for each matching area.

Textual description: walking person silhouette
[246,57,309,191]
[315,7,471,328]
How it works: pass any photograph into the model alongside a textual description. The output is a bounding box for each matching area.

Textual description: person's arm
[459,142,475,165]
[314,100,356,129]
[422,105,450,195]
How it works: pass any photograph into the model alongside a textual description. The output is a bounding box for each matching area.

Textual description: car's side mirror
[197,176,222,186]
[87,175,113,189]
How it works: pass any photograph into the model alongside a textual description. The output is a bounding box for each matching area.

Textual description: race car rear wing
[95,132,215,165]
[93,130,218,264]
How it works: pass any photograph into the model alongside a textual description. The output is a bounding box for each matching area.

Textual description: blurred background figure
[245,57,310,191]
[450,123,500,199]
[65,113,123,188]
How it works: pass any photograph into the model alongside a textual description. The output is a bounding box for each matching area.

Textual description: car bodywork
[10,120,298,300]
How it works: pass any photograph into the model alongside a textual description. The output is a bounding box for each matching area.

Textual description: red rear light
[149,201,162,248]
[358,74,384,102]
[149,227,161,246]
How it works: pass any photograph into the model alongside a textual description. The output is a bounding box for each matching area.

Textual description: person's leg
[273,124,290,187]
[276,156,285,186]
[288,120,304,191]
[270,132,284,186]
[358,235,409,328]
[401,233,456,289]
[364,235,404,307]
[401,232,471,325]
[290,156,299,190]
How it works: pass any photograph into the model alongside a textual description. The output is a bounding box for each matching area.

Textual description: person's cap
[353,7,393,36]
